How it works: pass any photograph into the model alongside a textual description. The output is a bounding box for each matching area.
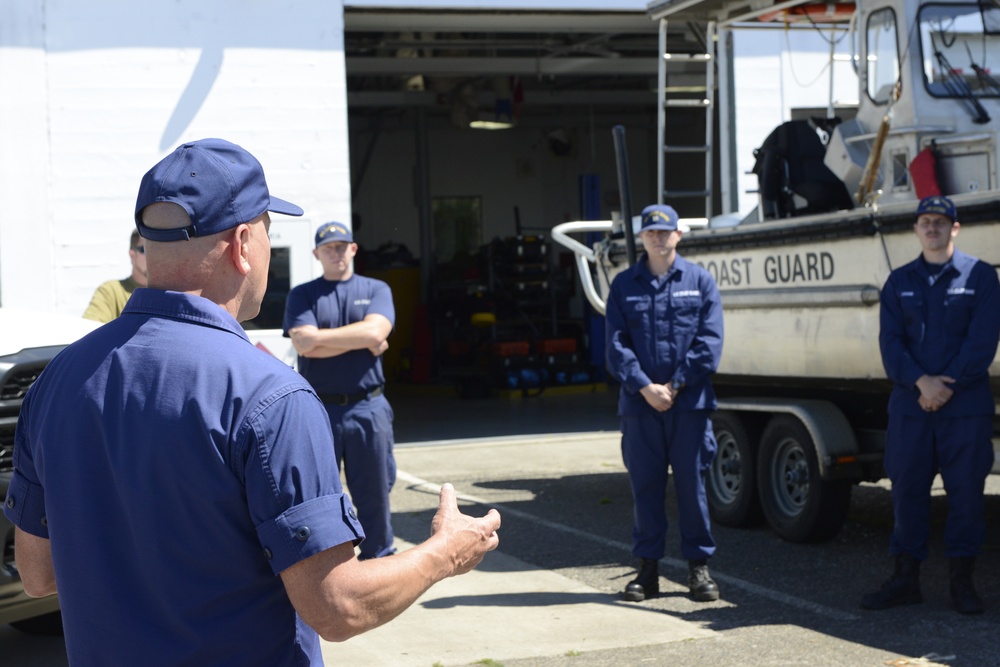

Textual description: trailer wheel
[757,415,852,543]
[707,411,763,527]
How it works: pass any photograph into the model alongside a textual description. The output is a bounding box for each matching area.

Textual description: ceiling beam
[348,90,658,107]
[346,56,659,76]
[344,10,658,33]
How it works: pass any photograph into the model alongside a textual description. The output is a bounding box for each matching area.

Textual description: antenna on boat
[612,124,638,266]
[856,82,901,208]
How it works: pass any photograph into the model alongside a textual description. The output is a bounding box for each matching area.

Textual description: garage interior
[341,8,715,396]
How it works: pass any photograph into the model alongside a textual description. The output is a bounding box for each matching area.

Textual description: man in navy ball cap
[284,220,398,561]
[863,194,1000,615]
[6,138,500,665]
[606,203,724,604]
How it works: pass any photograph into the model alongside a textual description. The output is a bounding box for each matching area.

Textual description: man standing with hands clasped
[5,138,500,666]
[284,222,398,561]
[863,194,1000,615]
[605,204,724,604]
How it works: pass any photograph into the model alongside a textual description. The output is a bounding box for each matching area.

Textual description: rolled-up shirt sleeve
[241,387,364,575]
[3,396,50,539]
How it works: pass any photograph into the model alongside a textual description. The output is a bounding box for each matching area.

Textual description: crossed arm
[289,313,392,359]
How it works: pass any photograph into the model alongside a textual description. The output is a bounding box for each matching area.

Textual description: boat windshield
[920,2,1000,97]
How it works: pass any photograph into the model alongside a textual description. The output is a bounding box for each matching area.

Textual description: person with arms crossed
[605,204,724,603]
[4,138,500,666]
[862,194,1000,615]
[284,222,397,560]
[82,230,148,322]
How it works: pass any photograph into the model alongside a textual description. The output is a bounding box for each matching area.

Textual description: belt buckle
[337,394,350,406]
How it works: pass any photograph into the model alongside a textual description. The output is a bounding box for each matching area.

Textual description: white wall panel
[1,0,350,315]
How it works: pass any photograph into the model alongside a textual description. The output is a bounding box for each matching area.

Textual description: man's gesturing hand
[430,483,501,577]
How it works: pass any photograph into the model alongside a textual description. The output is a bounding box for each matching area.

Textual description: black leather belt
[319,385,384,406]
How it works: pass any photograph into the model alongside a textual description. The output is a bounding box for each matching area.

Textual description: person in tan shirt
[82,230,148,322]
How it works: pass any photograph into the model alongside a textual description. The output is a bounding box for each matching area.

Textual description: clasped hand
[640,383,676,413]
[916,374,955,413]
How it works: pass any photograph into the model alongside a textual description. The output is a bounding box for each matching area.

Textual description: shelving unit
[433,233,592,396]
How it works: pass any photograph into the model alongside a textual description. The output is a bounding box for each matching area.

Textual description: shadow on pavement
[390,456,1000,667]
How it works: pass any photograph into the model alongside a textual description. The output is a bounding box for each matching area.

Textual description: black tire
[707,411,763,527]
[9,610,64,636]
[756,415,852,543]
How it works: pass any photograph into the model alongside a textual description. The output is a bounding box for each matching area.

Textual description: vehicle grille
[1,367,43,401]
[0,426,12,473]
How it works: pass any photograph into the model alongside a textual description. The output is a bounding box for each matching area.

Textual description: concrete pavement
[323,538,713,666]
[324,433,715,667]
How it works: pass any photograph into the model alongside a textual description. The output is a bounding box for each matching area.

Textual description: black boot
[688,559,720,602]
[949,556,984,615]
[860,555,923,610]
[623,558,659,602]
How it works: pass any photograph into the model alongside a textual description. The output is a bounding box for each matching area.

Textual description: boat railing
[551,220,615,314]
[551,217,712,315]
[843,124,956,144]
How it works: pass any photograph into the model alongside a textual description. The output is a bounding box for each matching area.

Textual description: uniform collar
[122,288,251,342]
[636,252,687,281]
[907,248,974,280]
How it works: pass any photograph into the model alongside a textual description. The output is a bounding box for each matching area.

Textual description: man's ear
[230,224,252,275]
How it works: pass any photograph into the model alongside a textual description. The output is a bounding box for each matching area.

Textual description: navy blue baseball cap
[640,204,680,232]
[916,195,956,222]
[315,221,354,247]
[134,138,303,242]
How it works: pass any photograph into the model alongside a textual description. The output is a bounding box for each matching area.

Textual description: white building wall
[0,0,350,316]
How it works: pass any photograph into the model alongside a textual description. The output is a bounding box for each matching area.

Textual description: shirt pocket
[671,297,701,334]
[944,293,974,337]
[626,298,651,329]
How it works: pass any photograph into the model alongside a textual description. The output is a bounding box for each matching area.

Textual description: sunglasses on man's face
[132,246,145,254]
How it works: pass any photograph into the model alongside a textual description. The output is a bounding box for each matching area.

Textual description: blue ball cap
[640,204,680,232]
[916,195,956,222]
[134,138,303,241]
[315,221,354,247]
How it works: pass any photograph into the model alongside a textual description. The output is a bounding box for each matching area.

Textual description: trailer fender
[716,397,858,479]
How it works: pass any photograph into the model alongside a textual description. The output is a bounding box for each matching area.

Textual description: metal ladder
[656,19,716,221]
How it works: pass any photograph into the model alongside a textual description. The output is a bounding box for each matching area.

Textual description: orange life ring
[757,2,856,23]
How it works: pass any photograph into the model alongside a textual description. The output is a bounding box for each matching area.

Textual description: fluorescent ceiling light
[469,116,515,130]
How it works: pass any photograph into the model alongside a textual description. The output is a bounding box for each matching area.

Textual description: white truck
[555,0,1000,543]
[0,311,100,633]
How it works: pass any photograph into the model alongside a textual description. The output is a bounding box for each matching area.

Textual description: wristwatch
[670,379,685,393]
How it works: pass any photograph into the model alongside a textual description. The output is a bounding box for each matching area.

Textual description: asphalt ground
[2,385,999,666]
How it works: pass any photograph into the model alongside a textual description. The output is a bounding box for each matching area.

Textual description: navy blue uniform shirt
[284,274,395,395]
[880,248,1000,416]
[4,290,363,666]
[605,253,724,415]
